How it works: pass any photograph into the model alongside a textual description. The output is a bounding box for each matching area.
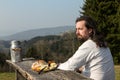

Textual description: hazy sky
[0,0,84,36]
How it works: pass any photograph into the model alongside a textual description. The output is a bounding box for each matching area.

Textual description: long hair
[75,16,107,47]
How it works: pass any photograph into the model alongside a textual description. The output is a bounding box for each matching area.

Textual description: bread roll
[31,60,48,72]
[31,60,57,72]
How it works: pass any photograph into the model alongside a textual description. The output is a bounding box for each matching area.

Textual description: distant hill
[0,26,74,40]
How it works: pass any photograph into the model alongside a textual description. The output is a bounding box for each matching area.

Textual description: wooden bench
[6,59,92,80]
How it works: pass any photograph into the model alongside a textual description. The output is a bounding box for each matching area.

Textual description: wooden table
[6,59,92,80]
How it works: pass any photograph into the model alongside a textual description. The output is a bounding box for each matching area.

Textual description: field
[115,65,120,80]
[0,72,15,80]
[0,65,120,80]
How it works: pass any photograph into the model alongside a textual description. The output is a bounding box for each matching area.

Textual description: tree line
[25,32,80,63]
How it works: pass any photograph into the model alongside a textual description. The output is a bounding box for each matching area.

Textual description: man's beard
[77,35,88,43]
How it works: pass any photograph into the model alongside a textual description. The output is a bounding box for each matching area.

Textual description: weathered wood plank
[6,60,93,80]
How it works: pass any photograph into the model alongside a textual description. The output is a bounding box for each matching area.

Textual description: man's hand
[76,66,84,73]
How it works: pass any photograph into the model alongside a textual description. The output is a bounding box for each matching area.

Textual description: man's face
[76,20,92,41]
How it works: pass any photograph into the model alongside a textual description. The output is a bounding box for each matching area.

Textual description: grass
[0,72,15,80]
[0,65,120,80]
[115,65,120,80]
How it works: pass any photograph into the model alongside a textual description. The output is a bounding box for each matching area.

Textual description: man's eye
[78,28,82,30]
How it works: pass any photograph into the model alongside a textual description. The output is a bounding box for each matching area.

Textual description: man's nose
[76,30,79,34]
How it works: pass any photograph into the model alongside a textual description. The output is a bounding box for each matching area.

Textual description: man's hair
[75,16,107,47]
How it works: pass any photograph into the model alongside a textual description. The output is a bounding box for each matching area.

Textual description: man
[57,16,115,80]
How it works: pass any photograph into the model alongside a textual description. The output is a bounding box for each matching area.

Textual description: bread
[50,62,57,69]
[31,60,57,72]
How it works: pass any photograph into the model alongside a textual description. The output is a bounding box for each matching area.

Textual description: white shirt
[58,39,115,80]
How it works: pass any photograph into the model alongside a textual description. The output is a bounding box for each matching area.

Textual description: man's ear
[89,28,92,34]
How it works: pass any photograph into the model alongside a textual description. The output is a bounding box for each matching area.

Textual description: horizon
[0,0,84,36]
[0,25,74,37]
[0,25,75,41]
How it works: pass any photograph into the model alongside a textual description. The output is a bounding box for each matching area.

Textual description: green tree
[25,46,38,58]
[0,53,8,67]
[80,0,120,64]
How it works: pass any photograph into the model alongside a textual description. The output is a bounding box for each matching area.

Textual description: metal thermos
[10,40,22,62]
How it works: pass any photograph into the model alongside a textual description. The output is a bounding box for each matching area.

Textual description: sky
[0,0,84,36]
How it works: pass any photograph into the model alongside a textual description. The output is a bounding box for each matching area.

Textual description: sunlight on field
[0,65,120,80]
[0,72,15,80]
[115,65,120,80]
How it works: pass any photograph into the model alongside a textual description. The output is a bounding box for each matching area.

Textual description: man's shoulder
[81,39,96,48]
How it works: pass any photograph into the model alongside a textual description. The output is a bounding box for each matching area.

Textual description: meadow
[115,65,120,80]
[0,65,120,80]
[0,72,15,80]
